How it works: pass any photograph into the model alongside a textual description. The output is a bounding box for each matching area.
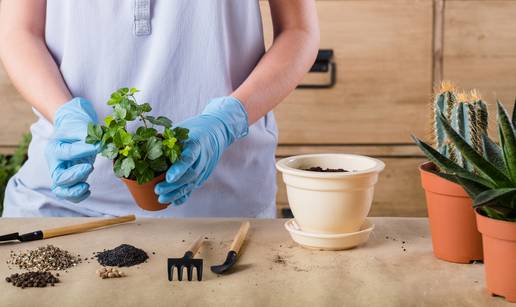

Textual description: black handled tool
[211,221,250,275]
[0,215,136,243]
[168,236,204,281]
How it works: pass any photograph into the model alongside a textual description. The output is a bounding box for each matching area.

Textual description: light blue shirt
[4,0,278,218]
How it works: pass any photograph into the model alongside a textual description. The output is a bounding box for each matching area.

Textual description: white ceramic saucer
[284,219,374,251]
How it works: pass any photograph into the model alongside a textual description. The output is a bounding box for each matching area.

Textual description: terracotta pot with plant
[86,87,189,211]
[414,82,485,263]
[414,95,516,302]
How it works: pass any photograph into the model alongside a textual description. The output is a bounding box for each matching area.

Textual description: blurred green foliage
[0,133,31,215]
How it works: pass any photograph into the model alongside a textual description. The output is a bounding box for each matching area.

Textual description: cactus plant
[414,97,516,222]
[431,82,488,171]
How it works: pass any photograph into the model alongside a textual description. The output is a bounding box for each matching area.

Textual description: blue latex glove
[45,98,99,203]
[155,96,249,205]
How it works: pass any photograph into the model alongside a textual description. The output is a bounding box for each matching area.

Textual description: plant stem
[131,93,148,129]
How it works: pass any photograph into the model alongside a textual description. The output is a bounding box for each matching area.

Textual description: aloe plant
[414,98,516,222]
[431,82,488,171]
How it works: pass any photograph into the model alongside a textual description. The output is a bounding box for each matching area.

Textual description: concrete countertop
[0,217,510,307]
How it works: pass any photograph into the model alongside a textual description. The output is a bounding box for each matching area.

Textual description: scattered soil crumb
[272,254,287,265]
[294,266,309,272]
[204,237,208,240]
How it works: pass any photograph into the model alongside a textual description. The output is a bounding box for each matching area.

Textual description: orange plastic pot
[419,162,483,263]
[476,210,516,302]
[122,173,169,211]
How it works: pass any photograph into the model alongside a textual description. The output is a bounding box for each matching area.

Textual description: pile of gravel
[7,245,81,271]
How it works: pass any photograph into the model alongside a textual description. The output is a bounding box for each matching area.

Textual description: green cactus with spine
[431,82,489,171]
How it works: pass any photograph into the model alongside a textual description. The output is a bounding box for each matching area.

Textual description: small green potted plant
[86,87,189,211]
[415,82,485,263]
[414,97,516,302]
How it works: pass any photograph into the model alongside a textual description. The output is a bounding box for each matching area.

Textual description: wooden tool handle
[188,235,204,255]
[42,215,136,239]
[230,221,250,254]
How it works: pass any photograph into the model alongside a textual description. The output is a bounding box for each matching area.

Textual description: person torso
[3,0,278,218]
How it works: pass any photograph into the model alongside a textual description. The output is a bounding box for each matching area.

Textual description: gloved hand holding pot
[83,88,248,211]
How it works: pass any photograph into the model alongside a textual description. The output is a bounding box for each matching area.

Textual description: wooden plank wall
[1,0,515,217]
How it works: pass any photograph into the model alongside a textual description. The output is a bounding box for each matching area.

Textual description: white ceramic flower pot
[276,154,385,234]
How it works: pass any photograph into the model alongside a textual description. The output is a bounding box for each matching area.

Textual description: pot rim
[475,207,516,243]
[121,172,166,186]
[276,153,385,178]
[475,207,516,226]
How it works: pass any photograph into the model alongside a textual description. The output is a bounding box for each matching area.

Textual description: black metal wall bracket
[297,49,336,89]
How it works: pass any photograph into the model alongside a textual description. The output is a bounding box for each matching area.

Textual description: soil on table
[303,166,349,173]
[272,254,287,265]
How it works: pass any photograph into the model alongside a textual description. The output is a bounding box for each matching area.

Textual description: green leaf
[163,128,174,139]
[113,158,124,178]
[125,106,139,121]
[120,130,133,145]
[140,103,152,113]
[120,156,135,178]
[146,115,172,128]
[119,87,129,94]
[131,146,142,160]
[113,104,127,120]
[437,113,513,187]
[482,134,507,174]
[173,127,189,141]
[473,188,516,207]
[163,137,177,149]
[119,145,131,157]
[113,129,132,148]
[108,92,123,105]
[101,143,118,159]
[130,87,139,94]
[455,176,491,199]
[436,172,459,184]
[496,100,516,183]
[168,148,178,163]
[104,115,115,127]
[149,157,169,173]
[136,127,157,139]
[145,137,163,160]
[86,123,103,144]
[137,167,155,185]
[412,136,494,188]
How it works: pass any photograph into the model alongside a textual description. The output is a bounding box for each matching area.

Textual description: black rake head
[167,252,203,281]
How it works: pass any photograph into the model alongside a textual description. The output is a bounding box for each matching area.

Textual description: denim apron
[4,0,278,218]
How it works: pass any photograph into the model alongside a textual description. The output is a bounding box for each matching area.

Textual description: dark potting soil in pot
[95,244,149,267]
[303,166,349,173]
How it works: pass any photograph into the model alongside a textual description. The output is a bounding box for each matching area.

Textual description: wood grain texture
[229,221,250,254]
[276,144,423,158]
[433,0,445,85]
[42,215,136,239]
[276,146,427,217]
[444,0,516,119]
[261,0,433,144]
